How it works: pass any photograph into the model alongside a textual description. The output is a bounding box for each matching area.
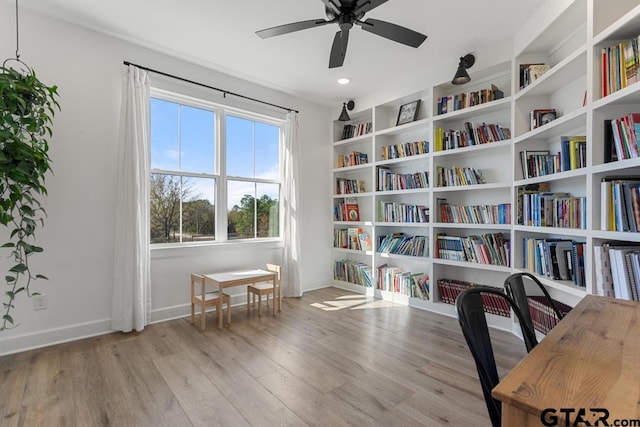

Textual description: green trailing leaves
[0,66,59,330]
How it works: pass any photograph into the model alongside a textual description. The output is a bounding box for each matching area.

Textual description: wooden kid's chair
[190,273,231,330]
[247,264,282,316]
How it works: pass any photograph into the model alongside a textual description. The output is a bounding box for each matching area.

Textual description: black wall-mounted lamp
[338,100,355,121]
[452,53,475,85]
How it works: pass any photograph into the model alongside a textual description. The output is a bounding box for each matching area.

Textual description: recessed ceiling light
[337,78,350,85]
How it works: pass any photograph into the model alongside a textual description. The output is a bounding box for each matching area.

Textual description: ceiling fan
[255,0,427,68]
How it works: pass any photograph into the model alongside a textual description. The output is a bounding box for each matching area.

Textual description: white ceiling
[15,0,546,107]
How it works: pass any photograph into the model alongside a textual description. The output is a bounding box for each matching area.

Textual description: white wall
[0,4,332,355]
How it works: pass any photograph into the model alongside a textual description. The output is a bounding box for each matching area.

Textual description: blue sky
[150,98,280,209]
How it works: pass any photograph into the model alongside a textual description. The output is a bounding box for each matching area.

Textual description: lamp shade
[452,66,471,85]
[452,54,475,85]
[338,103,351,121]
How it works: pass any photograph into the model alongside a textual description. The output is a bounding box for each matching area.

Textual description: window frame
[149,88,284,248]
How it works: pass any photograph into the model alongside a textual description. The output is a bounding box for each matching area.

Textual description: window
[149,91,282,245]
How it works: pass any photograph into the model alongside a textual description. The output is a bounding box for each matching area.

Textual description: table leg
[272,276,276,317]
[218,282,224,329]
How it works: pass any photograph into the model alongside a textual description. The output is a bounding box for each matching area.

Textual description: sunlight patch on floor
[310,294,402,311]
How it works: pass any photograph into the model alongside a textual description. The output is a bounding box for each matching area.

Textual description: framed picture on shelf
[396,100,421,126]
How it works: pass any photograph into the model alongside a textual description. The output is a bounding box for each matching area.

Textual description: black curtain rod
[123,61,299,114]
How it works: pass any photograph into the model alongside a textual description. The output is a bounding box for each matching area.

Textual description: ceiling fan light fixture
[338,100,355,121]
[452,53,475,85]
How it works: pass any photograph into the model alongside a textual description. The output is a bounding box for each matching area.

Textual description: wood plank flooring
[0,287,526,426]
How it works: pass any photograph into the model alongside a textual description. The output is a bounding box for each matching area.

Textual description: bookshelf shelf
[432,258,512,273]
[432,183,510,192]
[331,0,640,337]
[513,225,588,237]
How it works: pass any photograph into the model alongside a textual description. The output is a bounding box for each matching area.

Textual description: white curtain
[281,111,302,297]
[112,65,151,332]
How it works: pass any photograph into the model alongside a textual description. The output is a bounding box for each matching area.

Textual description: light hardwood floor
[0,287,526,426]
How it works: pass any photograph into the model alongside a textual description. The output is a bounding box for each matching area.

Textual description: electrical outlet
[33,294,47,310]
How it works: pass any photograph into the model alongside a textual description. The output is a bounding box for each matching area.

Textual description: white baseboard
[0,318,112,356]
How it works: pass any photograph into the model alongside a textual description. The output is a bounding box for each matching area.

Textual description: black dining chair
[456,286,538,427]
[504,272,565,345]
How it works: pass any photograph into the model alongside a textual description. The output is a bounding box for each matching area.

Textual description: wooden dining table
[492,295,640,426]
[203,269,277,329]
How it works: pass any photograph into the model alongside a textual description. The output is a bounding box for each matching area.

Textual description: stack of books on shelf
[522,238,585,286]
[335,177,366,195]
[437,279,509,316]
[334,198,360,222]
[601,35,639,97]
[333,260,373,287]
[336,151,368,168]
[333,227,371,251]
[527,296,572,334]
[436,84,504,115]
[594,242,640,300]
[604,113,640,161]
[435,166,485,187]
[517,187,586,229]
[377,233,429,257]
[437,198,510,224]
[530,108,557,130]
[378,200,429,223]
[600,176,640,232]
[519,63,550,89]
[376,264,429,299]
[434,122,511,151]
[519,136,587,179]
[435,232,510,266]
[341,121,372,140]
[380,140,429,160]
[376,167,428,191]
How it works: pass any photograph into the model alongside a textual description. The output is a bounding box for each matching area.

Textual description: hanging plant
[0,65,59,329]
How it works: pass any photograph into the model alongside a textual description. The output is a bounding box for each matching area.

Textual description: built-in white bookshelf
[331,0,640,333]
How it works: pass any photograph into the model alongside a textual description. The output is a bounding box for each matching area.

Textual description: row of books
[519,63,550,89]
[436,84,504,115]
[435,233,510,267]
[517,189,586,230]
[376,264,429,299]
[434,122,511,151]
[600,177,640,232]
[435,166,485,187]
[380,140,429,160]
[341,121,372,140]
[522,238,585,287]
[333,227,371,251]
[437,279,510,317]
[378,200,429,223]
[376,167,428,192]
[601,35,639,98]
[333,198,360,222]
[594,243,640,301]
[436,198,510,225]
[333,260,373,287]
[336,151,368,168]
[519,136,587,179]
[527,296,571,334]
[377,233,429,257]
[530,108,557,130]
[335,177,366,195]
[604,113,640,162]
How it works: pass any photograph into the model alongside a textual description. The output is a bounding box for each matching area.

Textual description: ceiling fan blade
[354,0,389,15]
[320,0,342,16]
[358,18,427,48]
[256,19,330,39]
[329,29,349,68]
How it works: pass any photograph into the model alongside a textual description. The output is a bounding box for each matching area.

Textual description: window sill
[150,238,283,259]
